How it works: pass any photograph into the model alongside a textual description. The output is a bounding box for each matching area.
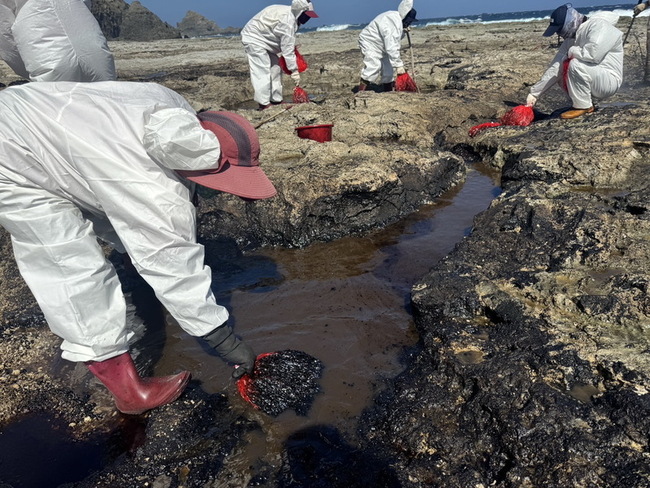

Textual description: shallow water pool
[156,162,501,477]
[0,163,500,486]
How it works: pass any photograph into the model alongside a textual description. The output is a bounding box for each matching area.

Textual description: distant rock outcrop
[90,0,127,39]
[90,0,180,41]
[178,11,240,38]
[119,1,180,41]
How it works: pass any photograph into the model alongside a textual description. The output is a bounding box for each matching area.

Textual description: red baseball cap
[177,111,276,200]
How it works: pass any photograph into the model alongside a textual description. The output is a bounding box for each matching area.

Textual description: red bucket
[295,124,333,143]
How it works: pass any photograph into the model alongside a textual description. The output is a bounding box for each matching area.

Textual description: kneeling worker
[526,3,623,119]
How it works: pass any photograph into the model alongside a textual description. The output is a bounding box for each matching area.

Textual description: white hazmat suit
[0,81,231,362]
[530,11,623,110]
[358,0,413,85]
[0,0,115,81]
[241,0,315,106]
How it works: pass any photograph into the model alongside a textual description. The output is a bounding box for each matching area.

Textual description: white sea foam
[311,5,644,33]
[589,7,647,17]
[422,16,549,27]
[316,23,356,32]
[423,8,639,28]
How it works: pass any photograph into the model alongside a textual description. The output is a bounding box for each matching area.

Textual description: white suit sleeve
[530,40,572,98]
[379,15,404,69]
[567,21,620,64]
[276,14,298,72]
[97,176,229,337]
[143,108,221,172]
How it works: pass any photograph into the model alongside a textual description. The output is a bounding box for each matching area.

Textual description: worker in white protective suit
[0,81,277,415]
[0,0,115,82]
[357,0,417,92]
[241,0,318,110]
[526,4,623,119]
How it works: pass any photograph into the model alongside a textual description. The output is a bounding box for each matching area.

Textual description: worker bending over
[357,0,417,92]
[0,81,276,414]
[241,0,318,110]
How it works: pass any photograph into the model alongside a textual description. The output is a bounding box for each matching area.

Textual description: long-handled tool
[255,105,293,129]
[624,13,637,44]
[406,30,420,93]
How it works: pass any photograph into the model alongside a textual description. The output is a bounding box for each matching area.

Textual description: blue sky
[127,1,626,29]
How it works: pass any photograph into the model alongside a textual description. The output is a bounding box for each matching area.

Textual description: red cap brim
[304,10,318,18]
[180,163,277,200]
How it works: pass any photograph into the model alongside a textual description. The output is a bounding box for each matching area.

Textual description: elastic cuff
[202,322,232,348]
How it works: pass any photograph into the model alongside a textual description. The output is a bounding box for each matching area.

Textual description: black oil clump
[238,350,323,416]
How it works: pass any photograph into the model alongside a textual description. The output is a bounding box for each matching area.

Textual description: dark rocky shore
[1,14,650,488]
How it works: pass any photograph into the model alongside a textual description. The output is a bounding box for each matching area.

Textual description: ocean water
[311,3,640,33]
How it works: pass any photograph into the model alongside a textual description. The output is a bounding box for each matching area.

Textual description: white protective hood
[398,0,413,19]
[291,0,312,18]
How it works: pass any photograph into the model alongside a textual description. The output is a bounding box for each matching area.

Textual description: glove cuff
[202,323,233,349]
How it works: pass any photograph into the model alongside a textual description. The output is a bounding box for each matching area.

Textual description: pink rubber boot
[86,352,191,415]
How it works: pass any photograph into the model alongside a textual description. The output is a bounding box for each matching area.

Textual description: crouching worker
[357,0,417,92]
[0,81,277,414]
[526,3,623,119]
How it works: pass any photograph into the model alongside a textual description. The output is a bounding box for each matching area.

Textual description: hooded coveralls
[530,12,623,109]
[0,0,115,81]
[241,0,312,106]
[0,81,229,362]
[358,0,413,85]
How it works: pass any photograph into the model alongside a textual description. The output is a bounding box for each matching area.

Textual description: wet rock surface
[65,386,257,487]
[276,425,401,488]
[357,20,650,487]
[1,17,650,486]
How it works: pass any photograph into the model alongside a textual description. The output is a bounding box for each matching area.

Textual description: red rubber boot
[357,78,370,92]
[86,352,191,415]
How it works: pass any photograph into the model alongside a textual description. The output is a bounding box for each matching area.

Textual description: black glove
[202,323,255,379]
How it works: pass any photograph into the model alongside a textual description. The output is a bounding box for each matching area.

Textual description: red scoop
[293,86,310,104]
[468,105,535,138]
[236,350,323,416]
[236,352,273,408]
[395,72,417,92]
